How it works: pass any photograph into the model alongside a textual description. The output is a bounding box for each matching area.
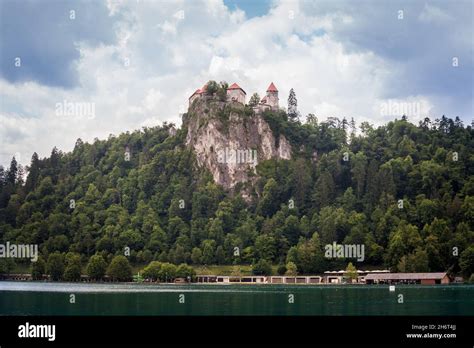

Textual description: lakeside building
[195,275,324,284]
[194,271,453,285]
[323,269,390,284]
[364,272,450,285]
[0,271,453,284]
[196,270,389,285]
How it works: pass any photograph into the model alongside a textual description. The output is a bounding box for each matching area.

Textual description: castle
[188,82,279,112]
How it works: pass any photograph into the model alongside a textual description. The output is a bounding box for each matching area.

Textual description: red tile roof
[189,89,201,99]
[228,83,241,89]
[267,82,278,92]
[227,82,246,95]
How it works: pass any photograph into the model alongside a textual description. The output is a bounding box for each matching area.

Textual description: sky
[0,0,472,168]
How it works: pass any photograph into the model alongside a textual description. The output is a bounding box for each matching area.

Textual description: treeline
[23,252,195,283]
[0,109,473,280]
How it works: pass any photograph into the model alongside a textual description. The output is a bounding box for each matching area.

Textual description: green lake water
[0,282,473,316]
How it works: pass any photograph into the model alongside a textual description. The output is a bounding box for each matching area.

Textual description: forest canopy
[0,110,473,280]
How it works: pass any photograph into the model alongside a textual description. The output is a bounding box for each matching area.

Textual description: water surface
[0,282,472,316]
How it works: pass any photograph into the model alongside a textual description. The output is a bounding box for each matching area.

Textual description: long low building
[364,272,450,285]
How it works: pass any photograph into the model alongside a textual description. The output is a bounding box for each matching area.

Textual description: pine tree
[287,88,299,122]
[0,165,5,187]
[25,152,40,192]
[249,93,260,107]
[6,157,18,185]
[349,117,356,143]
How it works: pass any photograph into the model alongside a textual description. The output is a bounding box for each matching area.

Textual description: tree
[349,117,356,141]
[254,234,276,261]
[25,152,41,193]
[345,262,357,282]
[277,264,287,275]
[295,233,325,274]
[351,152,367,199]
[257,178,279,217]
[142,261,162,281]
[408,248,429,272]
[31,257,46,280]
[386,221,422,270]
[6,157,18,185]
[0,165,5,187]
[283,215,301,246]
[191,247,203,264]
[86,255,107,280]
[313,171,335,209]
[285,261,297,276]
[287,88,299,122]
[459,246,474,278]
[107,255,132,281]
[249,93,260,107]
[215,245,226,264]
[159,263,177,282]
[64,253,82,281]
[252,259,272,276]
[47,252,65,281]
[205,80,218,95]
[217,81,229,101]
[201,240,215,264]
[176,263,196,280]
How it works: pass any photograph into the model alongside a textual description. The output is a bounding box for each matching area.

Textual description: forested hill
[0,108,473,278]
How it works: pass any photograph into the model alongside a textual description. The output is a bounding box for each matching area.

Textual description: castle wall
[227,89,246,104]
[266,92,279,110]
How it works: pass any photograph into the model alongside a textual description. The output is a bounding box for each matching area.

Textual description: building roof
[189,82,210,100]
[227,83,246,94]
[267,82,278,92]
[365,272,447,281]
[189,89,202,99]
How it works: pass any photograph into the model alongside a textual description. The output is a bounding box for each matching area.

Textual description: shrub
[252,259,272,276]
[142,261,162,281]
[107,255,132,282]
[46,252,65,281]
[277,264,287,275]
[64,253,82,281]
[86,255,107,280]
[285,262,298,276]
[176,263,196,280]
[205,80,218,95]
[31,257,46,280]
[159,263,177,282]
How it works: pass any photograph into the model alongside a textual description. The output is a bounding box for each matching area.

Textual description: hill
[0,87,473,279]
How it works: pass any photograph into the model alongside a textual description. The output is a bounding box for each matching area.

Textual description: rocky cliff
[183,98,292,197]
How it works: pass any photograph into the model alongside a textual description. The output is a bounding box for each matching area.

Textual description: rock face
[184,98,292,195]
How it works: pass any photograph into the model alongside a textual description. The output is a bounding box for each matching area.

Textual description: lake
[0,282,473,316]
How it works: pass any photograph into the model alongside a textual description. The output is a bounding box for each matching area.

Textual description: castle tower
[227,83,246,104]
[266,82,279,110]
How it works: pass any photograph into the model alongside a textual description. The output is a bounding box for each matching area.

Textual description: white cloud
[419,4,453,24]
[0,0,468,169]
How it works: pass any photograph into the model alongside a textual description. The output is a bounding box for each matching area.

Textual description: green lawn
[190,264,280,276]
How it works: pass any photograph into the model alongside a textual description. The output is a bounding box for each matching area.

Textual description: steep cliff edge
[183,98,292,196]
